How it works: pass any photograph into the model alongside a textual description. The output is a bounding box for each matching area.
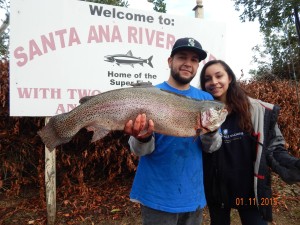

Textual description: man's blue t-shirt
[130,81,214,213]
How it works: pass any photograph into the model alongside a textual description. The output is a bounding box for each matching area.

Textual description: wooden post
[45,117,56,225]
[193,0,204,19]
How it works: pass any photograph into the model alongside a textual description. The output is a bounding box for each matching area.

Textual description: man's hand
[124,114,154,140]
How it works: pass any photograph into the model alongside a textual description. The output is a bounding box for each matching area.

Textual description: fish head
[201,104,228,132]
[104,55,115,62]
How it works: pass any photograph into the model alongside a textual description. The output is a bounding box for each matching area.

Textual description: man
[124,37,221,225]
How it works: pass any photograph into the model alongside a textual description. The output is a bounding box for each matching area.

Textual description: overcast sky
[127,0,263,79]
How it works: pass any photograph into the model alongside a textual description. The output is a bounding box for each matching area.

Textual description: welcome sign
[10,0,226,116]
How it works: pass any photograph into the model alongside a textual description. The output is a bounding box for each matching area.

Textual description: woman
[199,60,300,225]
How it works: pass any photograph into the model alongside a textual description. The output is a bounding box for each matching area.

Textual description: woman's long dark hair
[200,60,253,133]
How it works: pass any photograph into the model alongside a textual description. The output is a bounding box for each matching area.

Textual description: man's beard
[170,67,195,85]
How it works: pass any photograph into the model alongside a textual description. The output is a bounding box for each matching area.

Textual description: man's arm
[128,135,155,156]
[124,114,155,156]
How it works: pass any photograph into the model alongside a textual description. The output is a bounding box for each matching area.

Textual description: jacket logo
[223,129,228,135]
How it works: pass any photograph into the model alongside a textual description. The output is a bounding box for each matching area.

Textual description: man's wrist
[137,135,153,143]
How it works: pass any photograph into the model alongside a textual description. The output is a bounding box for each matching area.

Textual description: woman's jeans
[208,206,268,225]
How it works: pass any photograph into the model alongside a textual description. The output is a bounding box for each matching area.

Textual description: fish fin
[37,117,72,150]
[139,63,144,66]
[147,56,153,68]
[160,89,186,97]
[193,113,201,141]
[131,64,134,68]
[79,95,94,104]
[104,56,113,62]
[86,125,110,143]
[159,89,197,100]
[131,81,153,87]
[126,50,133,56]
[193,131,200,142]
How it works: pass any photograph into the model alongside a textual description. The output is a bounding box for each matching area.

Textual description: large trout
[38,83,228,151]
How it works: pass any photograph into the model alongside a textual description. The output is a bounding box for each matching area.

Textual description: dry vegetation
[0,59,299,224]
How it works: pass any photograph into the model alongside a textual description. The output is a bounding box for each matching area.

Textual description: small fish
[104,50,153,68]
[38,83,228,151]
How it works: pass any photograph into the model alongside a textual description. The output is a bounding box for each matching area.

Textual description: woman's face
[203,63,231,103]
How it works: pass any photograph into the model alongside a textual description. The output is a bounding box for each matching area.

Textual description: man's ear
[167,57,172,68]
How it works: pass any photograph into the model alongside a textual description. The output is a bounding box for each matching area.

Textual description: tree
[148,0,166,13]
[80,0,128,7]
[233,0,300,80]
[0,0,9,60]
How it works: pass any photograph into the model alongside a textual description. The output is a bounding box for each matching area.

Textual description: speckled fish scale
[38,84,227,151]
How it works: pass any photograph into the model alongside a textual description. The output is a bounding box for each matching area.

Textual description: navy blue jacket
[203,98,300,222]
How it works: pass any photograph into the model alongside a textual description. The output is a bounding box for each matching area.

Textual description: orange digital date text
[235,197,277,206]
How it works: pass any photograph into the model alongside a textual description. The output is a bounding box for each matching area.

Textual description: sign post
[45,118,56,225]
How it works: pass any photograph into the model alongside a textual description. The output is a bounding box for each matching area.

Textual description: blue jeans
[141,205,203,225]
[208,206,268,225]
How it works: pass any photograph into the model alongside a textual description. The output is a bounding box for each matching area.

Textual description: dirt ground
[0,174,299,225]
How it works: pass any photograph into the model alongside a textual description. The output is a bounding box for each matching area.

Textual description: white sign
[10,0,226,116]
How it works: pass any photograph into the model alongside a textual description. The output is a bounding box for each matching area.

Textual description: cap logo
[188,38,196,47]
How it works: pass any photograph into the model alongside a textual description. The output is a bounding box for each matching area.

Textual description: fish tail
[37,117,72,151]
[147,56,153,68]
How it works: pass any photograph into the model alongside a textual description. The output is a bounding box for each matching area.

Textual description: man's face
[168,50,200,85]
